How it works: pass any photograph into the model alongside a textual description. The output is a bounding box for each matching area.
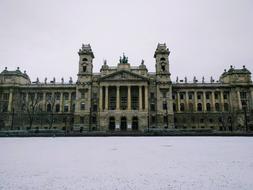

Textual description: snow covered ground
[0,137,252,190]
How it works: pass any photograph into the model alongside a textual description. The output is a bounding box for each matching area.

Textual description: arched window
[109,117,115,131]
[224,103,229,111]
[80,103,85,110]
[215,103,220,111]
[82,58,88,62]
[206,103,211,111]
[83,66,87,72]
[132,117,138,131]
[64,105,69,112]
[160,57,166,61]
[180,103,185,111]
[55,104,60,112]
[197,103,202,112]
[161,64,166,71]
[47,104,52,112]
[163,101,167,110]
[120,117,127,131]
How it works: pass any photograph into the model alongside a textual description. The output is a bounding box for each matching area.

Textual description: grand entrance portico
[99,84,148,111]
[98,69,149,131]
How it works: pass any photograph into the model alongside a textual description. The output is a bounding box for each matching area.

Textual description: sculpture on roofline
[120,53,128,64]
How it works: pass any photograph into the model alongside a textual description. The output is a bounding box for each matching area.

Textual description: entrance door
[120,117,127,131]
[132,117,138,131]
[109,117,115,131]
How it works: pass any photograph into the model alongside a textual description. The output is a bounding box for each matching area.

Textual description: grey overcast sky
[0,0,252,82]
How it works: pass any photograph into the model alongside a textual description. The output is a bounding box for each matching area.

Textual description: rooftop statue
[119,53,128,64]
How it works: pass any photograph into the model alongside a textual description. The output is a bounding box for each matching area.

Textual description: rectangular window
[81,91,85,99]
[93,104,97,112]
[64,93,69,100]
[150,104,155,111]
[180,94,184,100]
[215,93,219,99]
[162,92,166,98]
[163,102,167,110]
[206,94,210,99]
[71,93,76,100]
[56,93,61,101]
[28,93,35,101]
[46,93,52,101]
[150,92,155,99]
[37,93,43,101]
[3,93,9,100]
[240,92,247,99]
[197,94,201,100]
[92,116,97,123]
[64,105,69,112]
[80,103,85,110]
[188,94,193,100]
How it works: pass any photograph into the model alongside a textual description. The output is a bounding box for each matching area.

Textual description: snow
[0,137,253,190]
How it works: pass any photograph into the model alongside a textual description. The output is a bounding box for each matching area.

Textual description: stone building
[0,43,253,132]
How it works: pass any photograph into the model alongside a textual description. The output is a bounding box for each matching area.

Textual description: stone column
[203,91,207,112]
[185,91,189,111]
[194,91,198,112]
[105,86,108,110]
[34,93,38,102]
[25,92,29,103]
[99,86,103,111]
[68,92,71,113]
[220,91,224,111]
[177,92,180,111]
[237,90,242,110]
[145,85,148,110]
[7,89,13,112]
[42,92,46,111]
[127,86,131,110]
[211,91,215,111]
[139,86,142,111]
[60,92,63,112]
[116,86,120,110]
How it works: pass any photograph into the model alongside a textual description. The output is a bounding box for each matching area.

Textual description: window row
[21,92,76,102]
[172,92,229,100]
[173,102,229,112]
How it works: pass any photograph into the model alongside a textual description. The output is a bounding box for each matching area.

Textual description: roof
[0,68,30,80]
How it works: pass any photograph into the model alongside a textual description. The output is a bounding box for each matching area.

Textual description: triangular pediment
[100,70,148,81]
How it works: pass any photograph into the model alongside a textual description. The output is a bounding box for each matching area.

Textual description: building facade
[0,43,253,132]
